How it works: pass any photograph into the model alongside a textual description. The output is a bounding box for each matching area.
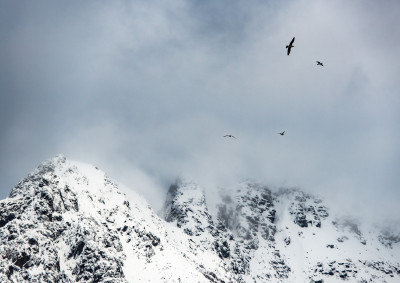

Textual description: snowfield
[0,156,399,282]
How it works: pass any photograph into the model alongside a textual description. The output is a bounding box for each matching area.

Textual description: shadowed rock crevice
[15,252,31,268]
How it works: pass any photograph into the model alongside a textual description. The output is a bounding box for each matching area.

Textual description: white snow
[0,155,399,282]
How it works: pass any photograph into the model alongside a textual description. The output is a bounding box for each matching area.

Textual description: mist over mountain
[1,156,399,282]
[1,0,399,230]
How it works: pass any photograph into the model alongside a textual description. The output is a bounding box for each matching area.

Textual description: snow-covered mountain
[0,156,399,282]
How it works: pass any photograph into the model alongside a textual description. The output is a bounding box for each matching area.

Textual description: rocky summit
[0,156,399,282]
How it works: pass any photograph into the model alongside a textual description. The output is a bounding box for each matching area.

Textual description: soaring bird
[224,134,237,139]
[286,37,295,55]
[316,61,324,66]
[278,131,285,136]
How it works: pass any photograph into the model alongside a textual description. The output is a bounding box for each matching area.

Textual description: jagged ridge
[1,156,399,282]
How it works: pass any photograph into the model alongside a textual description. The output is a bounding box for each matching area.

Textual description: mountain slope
[0,156,233,282]
[162,179,400,282]
[215,182,400,282]
[0,156,399,282]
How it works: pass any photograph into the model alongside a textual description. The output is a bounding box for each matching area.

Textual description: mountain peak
[1,157,399,282]
[162,178,213,236]
[9,155,66,198]
[0,156,132,282]
[0,158,237,282]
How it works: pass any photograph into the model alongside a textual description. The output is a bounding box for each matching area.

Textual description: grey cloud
[1,0,399,224]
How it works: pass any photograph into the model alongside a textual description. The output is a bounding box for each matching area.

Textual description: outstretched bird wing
[287,37,295,55]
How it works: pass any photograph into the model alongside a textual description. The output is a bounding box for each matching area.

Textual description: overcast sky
[1,0,399,223]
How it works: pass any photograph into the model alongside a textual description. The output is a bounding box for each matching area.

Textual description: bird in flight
[286,37,295,55]
[224,134,237,139]
[316,61,324,66]
[278,131,285,136]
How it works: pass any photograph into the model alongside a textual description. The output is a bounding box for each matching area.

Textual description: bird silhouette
[278,131,285,136]
[223,135,237,139]
[286,37,295,55]
[316,61,324,66]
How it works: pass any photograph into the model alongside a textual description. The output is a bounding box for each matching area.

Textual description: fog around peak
[1,0,399,225]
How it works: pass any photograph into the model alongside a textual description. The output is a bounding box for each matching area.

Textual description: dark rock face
[0,156,127,283]
[215,182,293,280]
[0,213,16,229]
[277,189,328,229]
[162,179,248,280]
[163,180,213,237]
[218,182,276,244]
[360,260,400,277]
[14,252,30,268]
[379,230,400,248]
[164,181,400,282]
[2,157,400,282]
[310,260,359,281]
[214,240,230,258]
[270,259,291,278]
